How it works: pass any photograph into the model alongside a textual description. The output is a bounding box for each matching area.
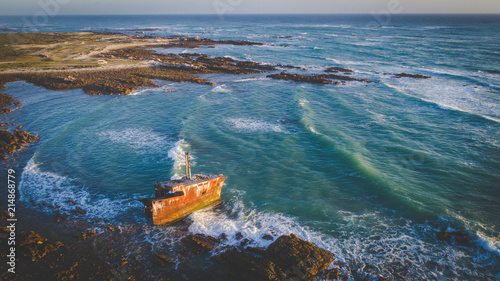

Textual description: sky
[1,0,499,16]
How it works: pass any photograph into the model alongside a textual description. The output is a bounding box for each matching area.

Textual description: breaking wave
[18,158,142,220]
[225,118,287,133]
[167,139,195,179]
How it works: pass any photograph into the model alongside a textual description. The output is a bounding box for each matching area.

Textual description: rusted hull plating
[140,176,227,225]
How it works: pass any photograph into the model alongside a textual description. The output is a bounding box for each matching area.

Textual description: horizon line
[1,12,500,17]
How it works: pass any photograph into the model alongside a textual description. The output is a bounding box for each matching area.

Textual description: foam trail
[298,99,319,134]
[233,77,271,83]
[225,118,286,133]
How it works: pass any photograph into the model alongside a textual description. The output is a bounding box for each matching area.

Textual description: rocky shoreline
[0,210,358,281]
[0,91,39,168]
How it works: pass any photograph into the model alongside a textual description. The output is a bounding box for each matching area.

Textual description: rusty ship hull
[140,175,227,225]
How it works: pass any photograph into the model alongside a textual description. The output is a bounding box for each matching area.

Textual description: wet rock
[75,229,96,240]
[0,128,39,158]
[322,268,342,280]
[262,234,274,241]
[75,206,87,215]
[65,199,77,205]
[246,246,267,256]
[213,234,334,281]
[219,233,228,241]
[240,238,251,247]
[235,232,243,240]
[267,72,371,85]
[181,234,220,254]
[212,248,285,281]
[325,67,353,74]
[392,73,430,79]
[153,254,175,267]
[20,231,64,262]
[266,234,334,279]
[0,92,21,114]
[437,229,471,246]
[268,72,332,84]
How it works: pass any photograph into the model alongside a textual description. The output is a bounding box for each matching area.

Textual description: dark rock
[219,233,228,241]
[266,234,334,279]
[392,73,430,79]
[268,72,331,84]
[181,234,220,254]
[213,234,334,281]
[20,231,64,262]
[437,229,471,246]
[240,238,251,247]
[75,229,96,240]
[262,234,274,241]
[106,224,115,232]
[267,72,371,85]
[322,268,342,280]
[0,128,40,158]
[246,246,267,256]
[235,232,243,240]
[212,248,285,281]
[75,206,87,215]
[153,254,175,266]
[325,67,353,73]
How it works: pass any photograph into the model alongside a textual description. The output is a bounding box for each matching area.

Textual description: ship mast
[185,152,192,180]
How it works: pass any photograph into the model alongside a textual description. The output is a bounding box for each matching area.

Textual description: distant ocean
[1,14,499,280]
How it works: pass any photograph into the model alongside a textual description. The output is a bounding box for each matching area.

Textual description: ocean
[1,14,499,280]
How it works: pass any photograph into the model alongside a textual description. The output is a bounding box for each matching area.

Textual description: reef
[0,92,22,114]
[325,66,353,74]
[267,72,372,85]
[392,72,431,79]
[0,67,210,96]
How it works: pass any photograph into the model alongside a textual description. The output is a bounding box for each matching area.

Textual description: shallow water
[1,14,499,280]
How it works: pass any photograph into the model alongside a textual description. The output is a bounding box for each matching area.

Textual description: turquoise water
[1,15,499,280]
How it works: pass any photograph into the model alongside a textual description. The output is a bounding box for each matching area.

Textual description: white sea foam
[225,118,286,133]
[383,81,500,123]
[212,84,231,93]
[233,77,271,83]
[98,128,172,154]
[184,195,498,280]
[128,88,153,96]
[298,99,319,134]
[19,158,141,219]
[187,193,340,257]
[325,57,371,66]
[167,139,195,179]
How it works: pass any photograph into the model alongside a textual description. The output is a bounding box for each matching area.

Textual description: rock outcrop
[325,67,353,74]
[392,73,431,79]
[213,234,335,281]
[182,234,221,254]
[0,128,39,158]
[267,72,371,85]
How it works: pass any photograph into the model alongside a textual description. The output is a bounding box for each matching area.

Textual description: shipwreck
[140,152,227,225]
